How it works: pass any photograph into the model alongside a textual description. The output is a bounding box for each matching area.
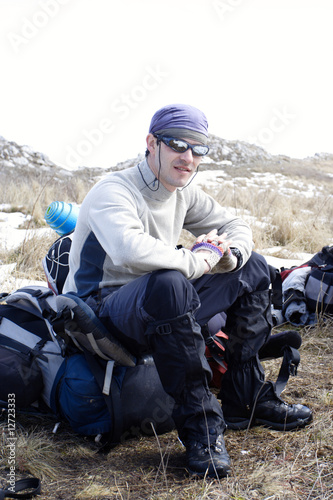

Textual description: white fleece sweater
[63,160,253,297]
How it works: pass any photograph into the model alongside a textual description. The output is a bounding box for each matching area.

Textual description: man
[63,103,312,478]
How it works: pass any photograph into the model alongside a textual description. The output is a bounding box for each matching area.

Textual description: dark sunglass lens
[192,145,209,156]
[161,136,209,156]
[168,138,188,153]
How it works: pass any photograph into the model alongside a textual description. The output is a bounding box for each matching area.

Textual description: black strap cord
[275,345,300,397]
[0,477,41,499]
[268,265,283,310]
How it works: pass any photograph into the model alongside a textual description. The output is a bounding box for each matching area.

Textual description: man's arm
[183,187,253,270]
[87,180,211,280]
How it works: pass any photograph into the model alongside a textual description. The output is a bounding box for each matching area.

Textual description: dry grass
[209,179,333,254]
[0,178,90,225]
[1,321,332,500]
[0,159,333,499]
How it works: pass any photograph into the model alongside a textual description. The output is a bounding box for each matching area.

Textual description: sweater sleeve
[87,179,207,280]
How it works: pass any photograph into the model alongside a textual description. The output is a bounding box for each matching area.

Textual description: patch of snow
[0,211,28,229]
[0,204,12,211]
[0,211,53,251]
[203,156,233,166]
[201,156,215,165]
[194,170,228,191]
[262,247,314,269]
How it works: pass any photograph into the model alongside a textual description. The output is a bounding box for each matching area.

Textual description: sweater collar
[137,159,175,201]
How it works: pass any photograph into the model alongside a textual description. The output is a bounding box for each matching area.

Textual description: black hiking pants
[89,252,272,444]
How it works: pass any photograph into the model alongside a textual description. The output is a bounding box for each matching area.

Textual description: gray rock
[14,156,29,166]
[0,159,15,168]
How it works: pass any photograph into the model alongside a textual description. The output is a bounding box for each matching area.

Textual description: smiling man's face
[146,133,203,192]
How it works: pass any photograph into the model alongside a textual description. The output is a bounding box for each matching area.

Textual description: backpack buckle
[289,360,298,377]
[156,323,172,335]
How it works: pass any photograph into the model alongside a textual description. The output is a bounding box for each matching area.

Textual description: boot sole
[187,463,231,479]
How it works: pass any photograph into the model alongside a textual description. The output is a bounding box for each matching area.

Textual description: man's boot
[145,312,231,478]
[220,290,312,431]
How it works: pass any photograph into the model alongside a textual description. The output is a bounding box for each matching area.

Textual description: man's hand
[191,229,236,273]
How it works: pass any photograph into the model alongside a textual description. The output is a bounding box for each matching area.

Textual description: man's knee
[143,269,200,320]
[241,252,271,291]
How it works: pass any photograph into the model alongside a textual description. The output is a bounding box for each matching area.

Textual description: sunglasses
[155,135,209,157]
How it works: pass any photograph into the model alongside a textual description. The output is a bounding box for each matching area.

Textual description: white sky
[1,0,332,169]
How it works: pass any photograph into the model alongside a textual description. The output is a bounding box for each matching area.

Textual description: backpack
[0,286,175,445]
[281,245,333,324]
[0,287,65,409]
[304,245,333,314]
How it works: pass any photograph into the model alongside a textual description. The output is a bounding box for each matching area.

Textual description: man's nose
[179,148,193,162]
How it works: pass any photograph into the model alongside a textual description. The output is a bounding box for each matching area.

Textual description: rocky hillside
[0,135,72,183]
[1,133,333,186]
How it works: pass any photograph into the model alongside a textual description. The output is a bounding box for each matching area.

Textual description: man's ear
[146,133,157,155]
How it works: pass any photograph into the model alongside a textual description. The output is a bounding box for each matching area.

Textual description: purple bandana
[149,104,209,144]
